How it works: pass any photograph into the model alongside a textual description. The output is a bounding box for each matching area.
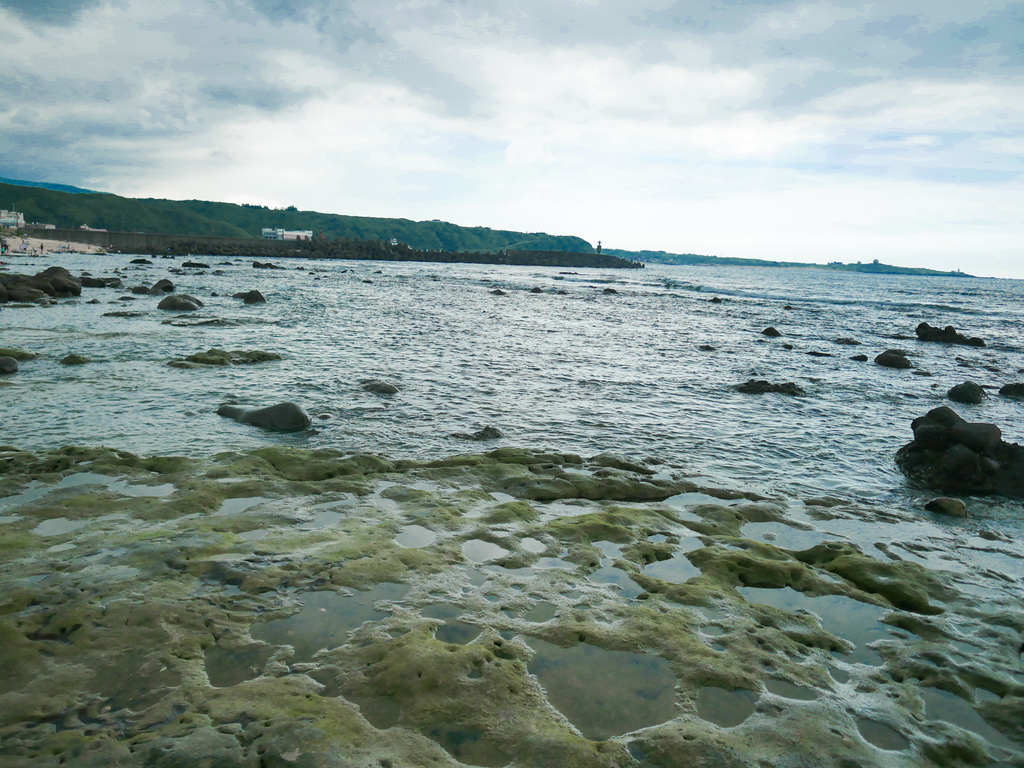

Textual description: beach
[1,252,1023,767]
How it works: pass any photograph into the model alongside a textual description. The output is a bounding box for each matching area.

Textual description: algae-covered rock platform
[1,445,1022,767]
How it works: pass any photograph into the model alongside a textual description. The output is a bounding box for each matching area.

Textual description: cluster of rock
[916,322,985,347]
[168,349,282,369]
[0,266,81,303]
[735,380,805,396]
[895,406,1024,497]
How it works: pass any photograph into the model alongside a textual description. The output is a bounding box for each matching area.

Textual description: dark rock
[916,322,985,347]
[735,380,805,396]
[924,497,967,517]
[530,287,544,293]
[948,381,985,405]
[999,383,1024,399]
[875,349,912,369]
[233,289,266,304]
[850,354,869,362]
[710,296,722,303]
[896,406,1024,497]
[182,261,211,269]
[761,327,782,337]
[131,285,150,295]
[103,311,146,317]
[252,261,283,269]
[153,278,174,293]
[490,289,506,296]
[7,286,46,302]
[783,305,794,310]
[698,344,716,352]
[361,379,399,395]
[0,283,6,303]
[80,276,123,288]
[130,258,152,265]
[557,290,568,295]
[451,425,504,441]
[217,402,311,432]
[782,343,794,350]
[806,351,833,357]
[602,288,618,294]
[0,357,18,374]
[362,279,373,284]
[60,354,90,365]
[834,338,861,345]
[157,294,204,311]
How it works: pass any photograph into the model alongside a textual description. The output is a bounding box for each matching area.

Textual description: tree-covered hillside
[0,181,594,253]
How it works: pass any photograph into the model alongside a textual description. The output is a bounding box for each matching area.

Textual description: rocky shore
[1,444,1022,767]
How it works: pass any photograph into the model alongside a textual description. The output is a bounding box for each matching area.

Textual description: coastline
[0,233,108,258]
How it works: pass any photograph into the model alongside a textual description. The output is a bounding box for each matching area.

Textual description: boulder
[60,354,90,365]
[153,278,175,293]
[233,289,266,304]
[0,357,18,374]
[761,327,781,337]
[915,322,985,347]
[0,283,7,303]
[948,381,985,405]
[834,338,861,345]
[850,354,868,362]
[710,296,722,303]
[735,380,805,396]
[253,261,283,269]
[999,383,1024,399]
[7,286,46,302]
[924,497,967,517]
[182,261,211,269]
[80,276,123,288]
[895,406,1024,497]
[602,288,618,295]
[130,258,152,265]
[875,349,912,369]
[490,289,506,296]
[217,402,311,432]
[131,285,151,295]
[157,294,203,311]
[361,379,399,395]
[530,287,544,294]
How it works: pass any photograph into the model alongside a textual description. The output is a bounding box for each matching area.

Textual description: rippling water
[3,253,1023,518]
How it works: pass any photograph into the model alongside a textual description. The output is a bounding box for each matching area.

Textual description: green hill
[0,181,593,253]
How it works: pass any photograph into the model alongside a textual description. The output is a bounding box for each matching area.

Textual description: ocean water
[2,252,1023,518]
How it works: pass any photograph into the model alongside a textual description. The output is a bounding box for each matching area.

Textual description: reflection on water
[395,524,437,547]
[462,539,509,563]
[696,686,758,727]
[642,551,700,582]
[249,583,409,661]
[422,603,480,644]
[738,586,888,665]
[921,687,1022,757]
[526,637,677,740]
[857,718,908,751]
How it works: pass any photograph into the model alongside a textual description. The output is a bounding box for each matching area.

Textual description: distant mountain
[0,176,97,194]
[0,180,594,253]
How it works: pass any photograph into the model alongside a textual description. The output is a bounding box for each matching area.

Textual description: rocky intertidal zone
[0,446,1022,767]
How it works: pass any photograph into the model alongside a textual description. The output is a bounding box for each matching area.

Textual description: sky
[0,1,1022,278]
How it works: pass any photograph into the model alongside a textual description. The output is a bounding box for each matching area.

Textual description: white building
[262,228,313,241]
[0,209,25,228]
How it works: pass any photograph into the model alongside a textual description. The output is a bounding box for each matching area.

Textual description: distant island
[0,178,973,276]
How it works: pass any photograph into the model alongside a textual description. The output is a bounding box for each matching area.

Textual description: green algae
[168,348,283,368]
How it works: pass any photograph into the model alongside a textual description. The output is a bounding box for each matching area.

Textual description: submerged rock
[234,289,266,304]
[761,327,782,337]
[217,402,312,432]
[361,379,399,395]
[169,349,282,368]
[916,322,985,347]
[59,354,90,365]
[735,379,805,396]
[924,497,968,517]
[999,383,1024,399]
[452,425,504,441]
[895,406,1024,497]
[157,294,203,311]
[0,356,18,374]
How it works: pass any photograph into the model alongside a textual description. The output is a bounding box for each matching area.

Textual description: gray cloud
[0,0,107,25]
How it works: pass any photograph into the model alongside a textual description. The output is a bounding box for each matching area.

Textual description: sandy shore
[0,233,107,257]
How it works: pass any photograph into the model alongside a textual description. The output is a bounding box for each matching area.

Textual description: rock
[761,327,781,337]
[131,285,150,294]
[710,296,722,303]
[999,383,1024,399]
[452,426,504,441]
[806,351,833,357]
[170,349,282,367]
[232,289,266,304]
[834,338,861,345]
[60,354,90,365]
[875,349,912,369]
[895,406,1024,497]
[103,310,146,317]
[490,289,506,296]
[362,279,373,284]
[602,288,618,294]
[0,283,6,303]
[924,497,968,517]
[157,294,204,311]
[217,402,311,432]
[252,261,283,269]
[80,276,123,288]
[0,347,38,361]
[0,357,18,374]
[182,261,211,268]
[130,258,152,264]
[361,379,399,395]
[850,354,869,362]
[153,278,175,293]
[735,380,805,396]
[916,322,985,347]
[948,381,985,405]
[698,344,716,352]
[530,287,544,293]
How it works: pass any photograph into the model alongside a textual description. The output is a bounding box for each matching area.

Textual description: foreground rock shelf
[0,445,1022,767]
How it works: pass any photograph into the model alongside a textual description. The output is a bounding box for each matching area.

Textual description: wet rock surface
[1,445,1021,768]
[876,349,913,369]
[916,322,985,348]
[896,406,1024,497]
[217,402,312,432]
[735,380,805,396]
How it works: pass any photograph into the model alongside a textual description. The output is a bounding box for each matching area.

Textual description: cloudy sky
[1,1,1022,277]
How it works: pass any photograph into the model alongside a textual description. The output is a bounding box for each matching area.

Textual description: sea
[2,253,1023,523]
